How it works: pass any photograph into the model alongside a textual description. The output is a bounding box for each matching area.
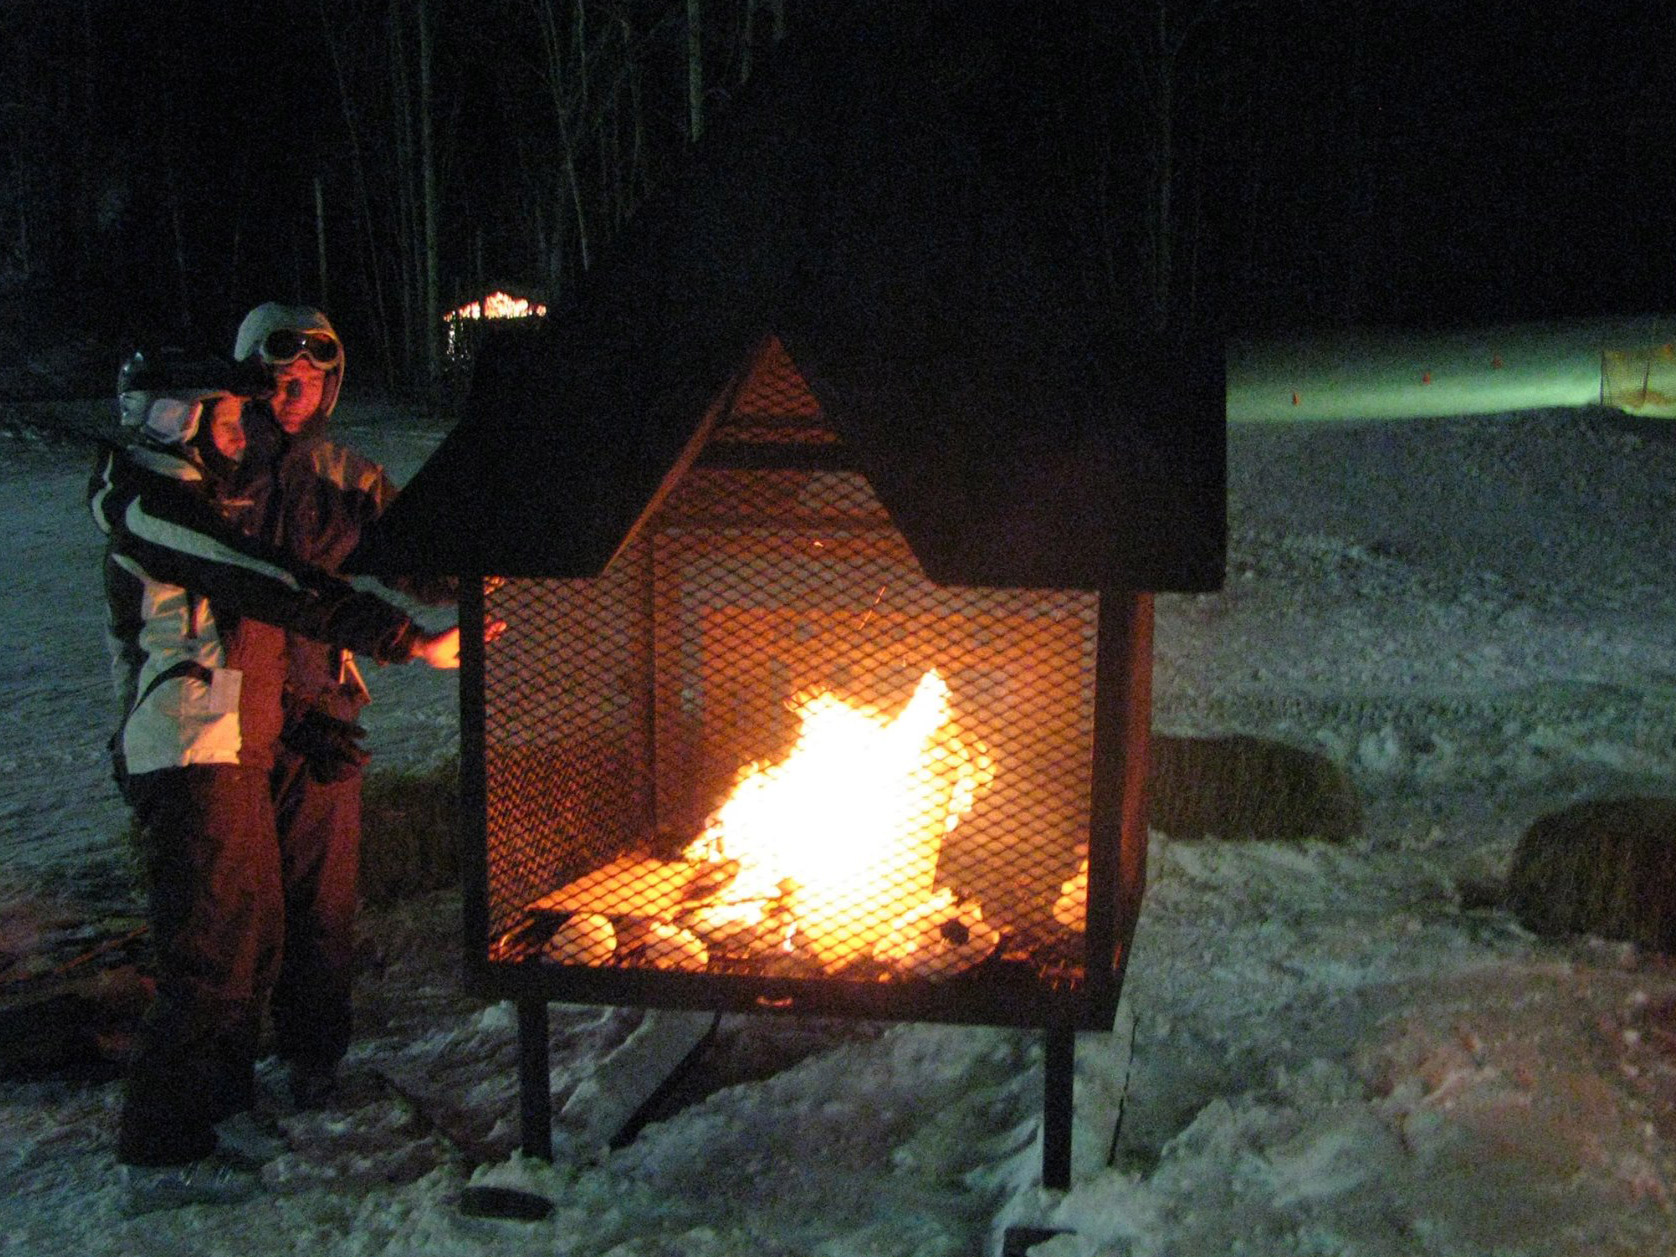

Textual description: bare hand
[412,626,461,669]
[485,616,508,646]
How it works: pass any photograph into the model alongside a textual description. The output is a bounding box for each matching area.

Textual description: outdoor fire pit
[356,4,1224,1190]
[474,334,1160,1026]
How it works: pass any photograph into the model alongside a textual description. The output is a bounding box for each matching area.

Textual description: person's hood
[233,302,345,433]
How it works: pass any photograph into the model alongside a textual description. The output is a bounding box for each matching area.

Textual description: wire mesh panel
[476,339,1119,1023]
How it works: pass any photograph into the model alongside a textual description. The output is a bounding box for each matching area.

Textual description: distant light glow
[444,290,548,323]
[444,290,548,360]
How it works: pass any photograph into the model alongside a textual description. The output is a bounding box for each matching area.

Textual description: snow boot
[119,1154,258,1213]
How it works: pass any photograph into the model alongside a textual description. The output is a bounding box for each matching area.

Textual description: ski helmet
[233,303,345,423]
[117,345,271,445]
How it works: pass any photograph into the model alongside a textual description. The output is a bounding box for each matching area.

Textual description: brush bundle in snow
[1506,797,1676,952]
[1147,734,1361,843]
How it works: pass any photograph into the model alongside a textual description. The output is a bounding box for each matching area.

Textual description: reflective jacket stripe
[124,497,304,593]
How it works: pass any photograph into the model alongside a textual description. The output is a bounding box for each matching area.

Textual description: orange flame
[685,669,993,971]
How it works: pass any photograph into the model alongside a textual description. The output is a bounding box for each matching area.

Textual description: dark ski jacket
[90,439,423,777]
[262,425,456,722]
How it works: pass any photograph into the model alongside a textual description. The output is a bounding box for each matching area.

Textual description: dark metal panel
[1081,592,1154,1024]
[459,575,492,987]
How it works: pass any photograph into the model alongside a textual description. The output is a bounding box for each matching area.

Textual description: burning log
[514,669,1011,981]
[539,913,616,965]
[529,855,739,920]
[1052,853,1087,930]
[634,922,710,972]
[520,856,738,969]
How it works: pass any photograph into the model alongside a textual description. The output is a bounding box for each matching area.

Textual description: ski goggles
[124,390,230,444]
[259,328,341,368]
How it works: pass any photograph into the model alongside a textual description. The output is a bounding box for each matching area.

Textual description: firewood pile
[494,848,1021,983]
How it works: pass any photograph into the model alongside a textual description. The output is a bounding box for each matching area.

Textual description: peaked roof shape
[356,2,1225,592]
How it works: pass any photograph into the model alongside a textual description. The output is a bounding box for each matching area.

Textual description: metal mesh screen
[480,339,1104,1003]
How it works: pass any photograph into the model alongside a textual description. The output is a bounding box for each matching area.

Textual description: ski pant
[117,757,362,1165]
[119,765,281,1166]
[268,746,361,1076]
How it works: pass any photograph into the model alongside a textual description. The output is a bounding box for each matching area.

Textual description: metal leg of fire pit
[517,999,553,1161]
[1042,1022,1074,1191]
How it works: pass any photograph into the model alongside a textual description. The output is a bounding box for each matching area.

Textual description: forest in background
[0,0,1668,404]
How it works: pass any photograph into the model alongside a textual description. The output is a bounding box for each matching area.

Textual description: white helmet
[233,302,345,423]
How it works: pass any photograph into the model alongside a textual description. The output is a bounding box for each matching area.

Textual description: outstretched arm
[92,446,422,665]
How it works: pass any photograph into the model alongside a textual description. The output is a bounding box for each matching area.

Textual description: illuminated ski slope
[1228,317,1676,424]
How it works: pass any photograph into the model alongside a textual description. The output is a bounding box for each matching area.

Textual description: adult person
[230,302,461,1108]
[93,346,460,1209]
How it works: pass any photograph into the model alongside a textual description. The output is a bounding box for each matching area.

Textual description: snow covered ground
[5,398,1676,1255]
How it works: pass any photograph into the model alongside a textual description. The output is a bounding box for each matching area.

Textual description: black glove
[282,709,371,783]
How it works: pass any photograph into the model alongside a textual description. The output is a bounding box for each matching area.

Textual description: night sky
[4,0,1672,378]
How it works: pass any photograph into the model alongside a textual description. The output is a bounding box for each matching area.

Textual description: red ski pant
[119,765,281,1166]
[269,746,361,1075]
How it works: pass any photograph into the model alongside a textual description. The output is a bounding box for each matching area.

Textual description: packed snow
[4,398,1676,1255]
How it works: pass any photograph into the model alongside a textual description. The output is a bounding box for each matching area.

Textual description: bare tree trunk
[318,0,398,391]
[313,174,329,308]
[11,152,29,279]
[292,217,306,308]
[1133,0,1229,331]
[164,165,191,332]
[390,10,421,383]
[77,0,96,289]
[224,149,248,311]
[418,0,442,404]
[574,0,590,121]
[687,0,704,142]
[739,0,756,84]
[737,0,786,82]
[626,16,647,195]
[1338,0,1376,324]
[550,176,571,301]
[535,0,593,273]
[602,70,622,228]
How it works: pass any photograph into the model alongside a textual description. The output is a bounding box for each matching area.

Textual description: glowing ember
[1053,852,1087,929]
[875,889,1000,976]
[684,669,994,972]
